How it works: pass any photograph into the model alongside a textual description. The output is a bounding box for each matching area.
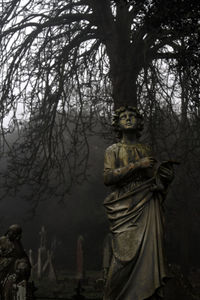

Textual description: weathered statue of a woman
[103,106,174,300]
[0,224,31,300]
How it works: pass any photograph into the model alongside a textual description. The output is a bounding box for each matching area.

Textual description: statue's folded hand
[139,157,155,169]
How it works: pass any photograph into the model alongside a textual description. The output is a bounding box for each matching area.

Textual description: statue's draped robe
[103,143,172,300]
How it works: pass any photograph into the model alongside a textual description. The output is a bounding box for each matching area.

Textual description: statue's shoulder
[0,236,11,252]
[0,236,7,244]
[137,143,152,154]
[105,143,120,153]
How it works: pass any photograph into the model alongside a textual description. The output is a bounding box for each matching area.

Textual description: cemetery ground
[31,266,200,300]
[27,227,200,300]
[33,270,103,299]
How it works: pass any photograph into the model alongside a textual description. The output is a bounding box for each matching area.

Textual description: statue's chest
[116,146,146,167]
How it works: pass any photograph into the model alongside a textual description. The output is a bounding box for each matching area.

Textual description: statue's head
[112,106,144,138]
[6,224,22,241]
[14,258,30,281]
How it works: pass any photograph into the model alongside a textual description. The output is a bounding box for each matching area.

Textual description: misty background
[0,116,200,276]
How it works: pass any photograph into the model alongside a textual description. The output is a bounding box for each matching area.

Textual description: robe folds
[103,142,173,300]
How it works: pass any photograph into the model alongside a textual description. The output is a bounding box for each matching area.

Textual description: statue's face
[119,110,137,131]
[7,230,21,241]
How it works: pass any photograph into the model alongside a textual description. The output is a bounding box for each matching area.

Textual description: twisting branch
[0,0,200,208]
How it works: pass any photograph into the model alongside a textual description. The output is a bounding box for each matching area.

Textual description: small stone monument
[16,280,26,300]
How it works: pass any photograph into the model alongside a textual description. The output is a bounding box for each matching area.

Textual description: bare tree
[0,0,200,201]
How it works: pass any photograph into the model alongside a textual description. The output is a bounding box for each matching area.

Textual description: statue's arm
[104,161,141,186]
[103,145,155,186]
[103,147,143,186]
[158,162,175,188]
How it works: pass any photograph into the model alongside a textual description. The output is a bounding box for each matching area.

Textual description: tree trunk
[111,66,138,109]
[94,1,141,109]
[105,33,141,109]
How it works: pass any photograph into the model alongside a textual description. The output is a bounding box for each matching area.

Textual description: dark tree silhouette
[0,0,200,201]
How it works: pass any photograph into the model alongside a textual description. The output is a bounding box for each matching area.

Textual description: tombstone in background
[37,247,42,279]
[28,249,33,267]
[38,226,47,277]
[42,250,56,281]
[35,227,57,281]
[48,253,56,281]
[28,226,56,281]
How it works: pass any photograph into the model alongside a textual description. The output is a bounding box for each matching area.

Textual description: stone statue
[0,224,31,300]
[103,106,175,300]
